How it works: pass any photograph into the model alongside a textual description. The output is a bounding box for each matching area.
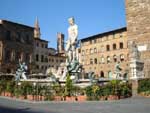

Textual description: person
[65,17,78,63]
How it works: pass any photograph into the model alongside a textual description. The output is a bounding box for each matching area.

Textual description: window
[101,56,105,64]
[107,56,111,63]
[41,66,44,69]
[25,53,29,63]
[113,55,117,62]
[42,44,44,48]
[45,44,48,48]
[90,48,93,54]
[94,48,97,53]
[6,30,11,40]
[16,32,21,42]
[90,40,92,44]
[15,52,21,61]
[120,42,123,49]
[94,58,97,64]
[120,33,123,38]
[36,54,39,61]
[120,54,124,62]
[106,45,110,51]
[113,33,115,38]
[100,71,104,78]
[36,65,39,69]
[90,58,93,64]
[52,59,54,62]
[5,50,11,62]
[94,39,97,43]
[113,43,117,50]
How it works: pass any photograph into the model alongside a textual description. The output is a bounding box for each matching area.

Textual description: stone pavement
[0,96,150,113]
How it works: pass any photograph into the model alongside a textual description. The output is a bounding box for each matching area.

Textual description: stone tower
[57,32,64,53]
[34,17,41,38]
[126,0,150,77]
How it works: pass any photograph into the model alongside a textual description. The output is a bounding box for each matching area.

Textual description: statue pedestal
[129,59,144,97]
[129,59,144,79]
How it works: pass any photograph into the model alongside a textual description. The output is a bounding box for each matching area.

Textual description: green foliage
[85,80,132,100]
[20,81,32,99]
[85,84,100,100]
[138,78,150,94]
[65,74,73,96]
[119,82,132,97]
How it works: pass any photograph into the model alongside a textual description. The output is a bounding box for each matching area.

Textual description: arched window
[100,71,104,78]
[106,45,110,51]
[120,54,125,62]
[113,43,117,50]
[113,55,117,62]
[108,71,112,78]
[107,56,111,63]
[120,42,123,49]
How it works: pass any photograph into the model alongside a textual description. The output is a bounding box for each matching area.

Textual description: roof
[34,38,48,43]
[81,27,127,42]
[0,19,34,29]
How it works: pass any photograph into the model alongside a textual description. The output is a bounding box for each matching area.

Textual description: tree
[65,74,73,96]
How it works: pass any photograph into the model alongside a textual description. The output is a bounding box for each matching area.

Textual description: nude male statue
[65,17,78,63]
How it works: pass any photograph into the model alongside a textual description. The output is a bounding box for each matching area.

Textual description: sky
[0,0,126,49]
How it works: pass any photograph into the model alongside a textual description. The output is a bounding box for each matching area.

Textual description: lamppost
[36,82,39,101]
[17,82,21,98]
[33,82,36,101]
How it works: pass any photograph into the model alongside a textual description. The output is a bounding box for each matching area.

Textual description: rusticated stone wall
[126,0,150,78]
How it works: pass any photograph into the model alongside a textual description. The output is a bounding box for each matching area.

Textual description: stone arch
[108,71,112,78]
[100,71,104,78]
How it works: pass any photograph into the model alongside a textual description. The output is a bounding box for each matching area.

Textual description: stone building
[33,18,49,74]
[80,27,129,78]
[0,20,34,73]
[48,53,66,70]
[126,0,150,78]
[57,32,65,54]
[33,20,66,74]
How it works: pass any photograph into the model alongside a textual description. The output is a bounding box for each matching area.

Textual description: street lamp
[17,82,21,98]
[33,82,36,101]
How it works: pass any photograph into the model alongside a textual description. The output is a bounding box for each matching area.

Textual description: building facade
[126,0,150,78]
[33,19,49,74]
[48,54,66,70]
[0,20,34,73]
[80,27,129,78]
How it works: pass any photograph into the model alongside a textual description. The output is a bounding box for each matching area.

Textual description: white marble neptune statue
[65,17,78,63]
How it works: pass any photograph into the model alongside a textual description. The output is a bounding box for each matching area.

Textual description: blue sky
[0,0,126,49]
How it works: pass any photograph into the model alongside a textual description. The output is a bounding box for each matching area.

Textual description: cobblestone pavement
[0,96,150,113]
